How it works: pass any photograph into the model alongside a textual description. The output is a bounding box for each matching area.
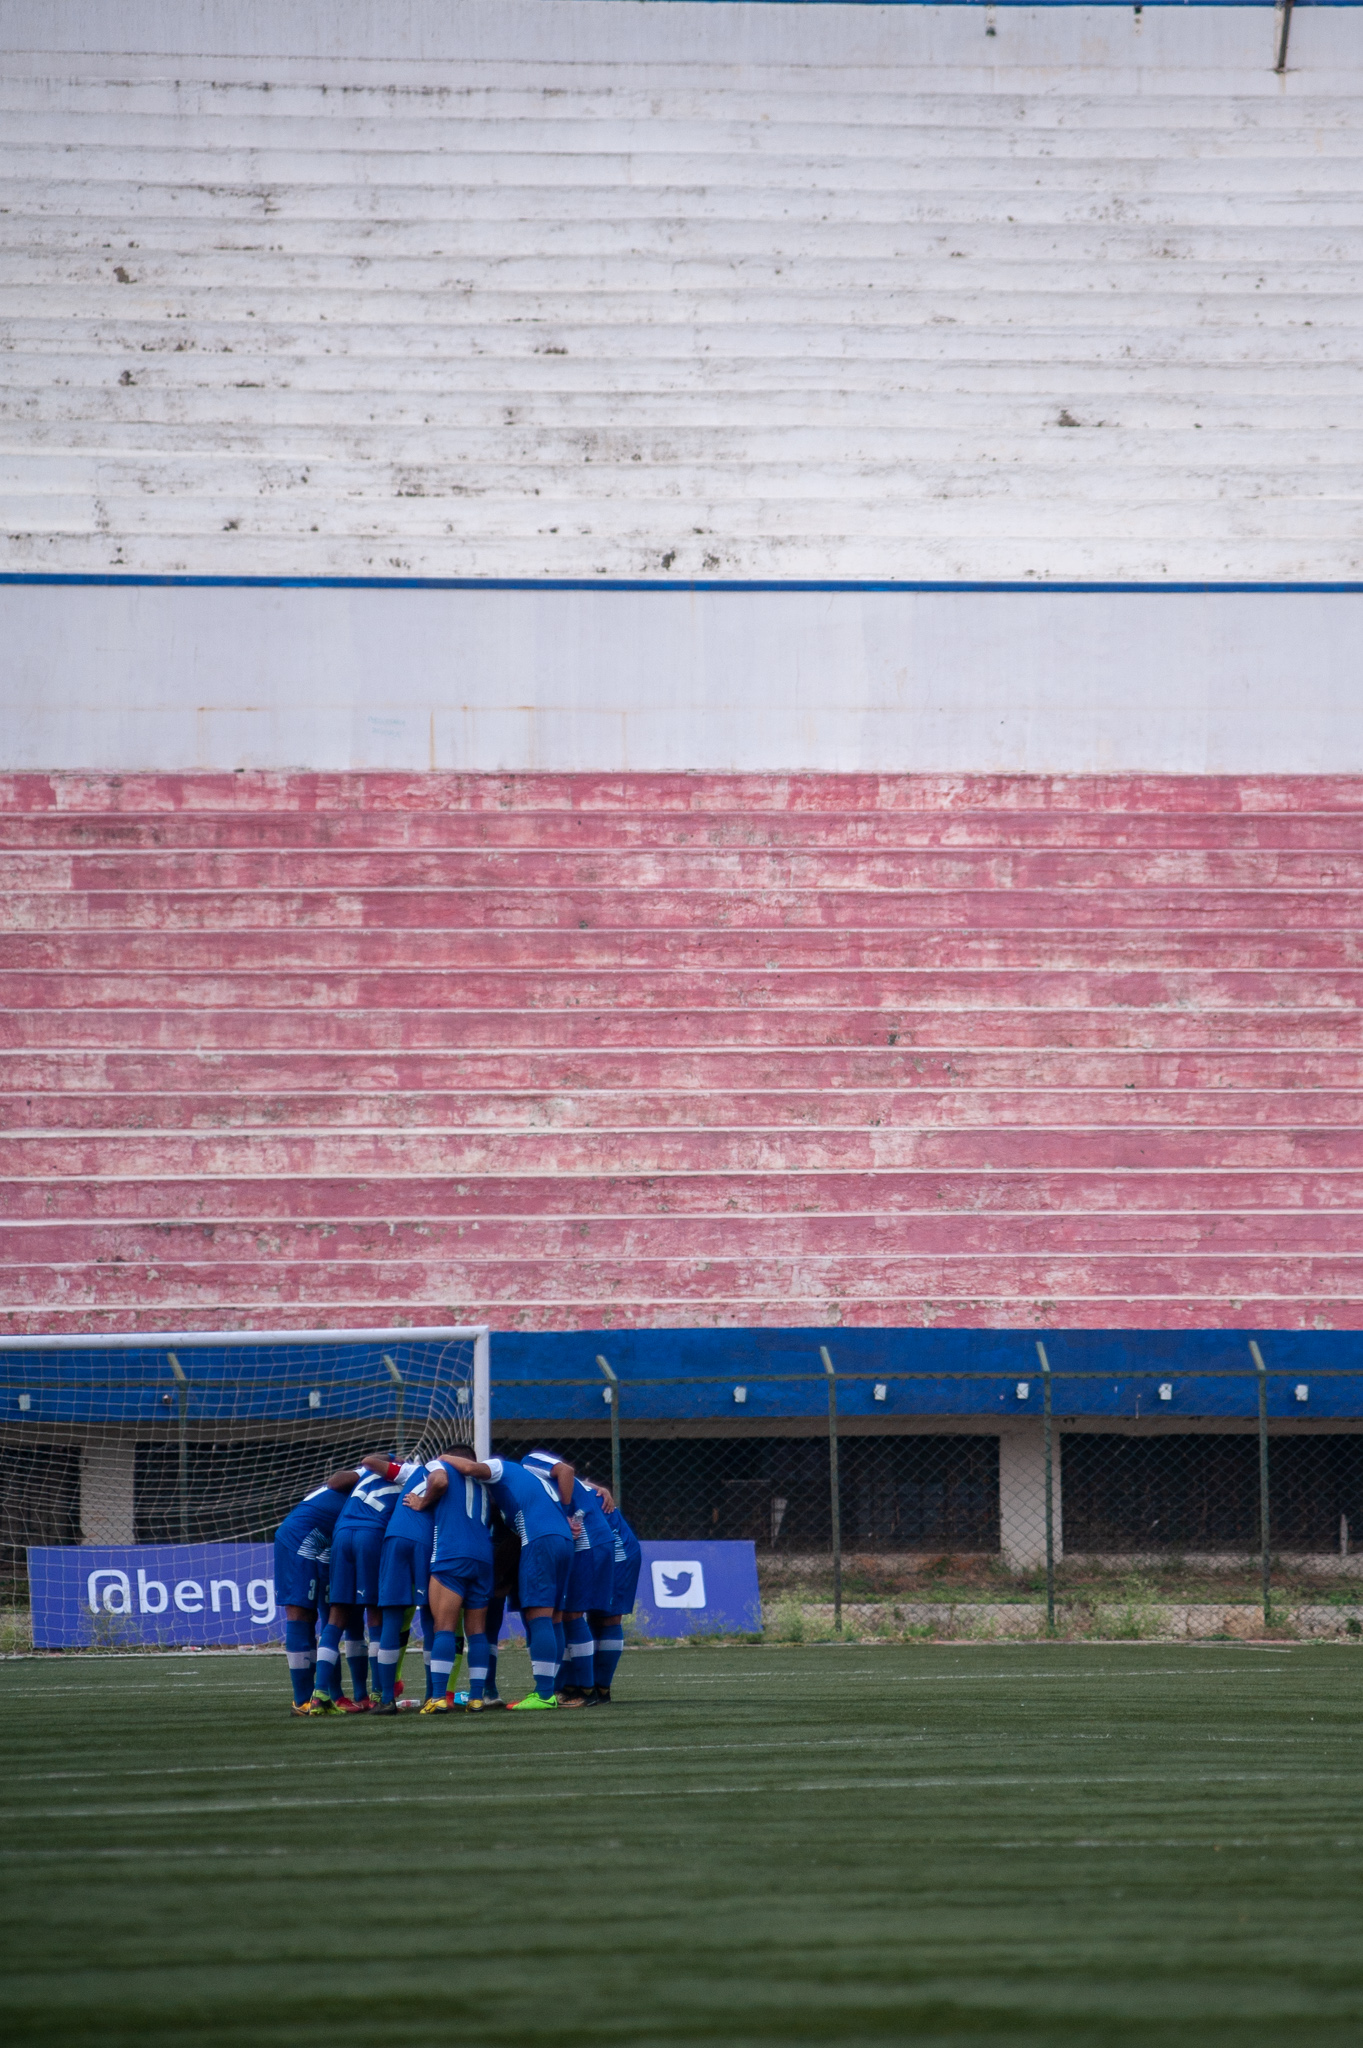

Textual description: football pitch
[3,1644,1363,2047]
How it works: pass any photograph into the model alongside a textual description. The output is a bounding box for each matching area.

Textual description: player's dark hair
[444,1443,477,1462]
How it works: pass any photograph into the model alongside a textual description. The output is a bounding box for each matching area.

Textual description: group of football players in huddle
[273,1443,640,1715]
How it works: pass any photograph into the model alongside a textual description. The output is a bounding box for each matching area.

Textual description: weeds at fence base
[758,1551,1363,1619]
[758,1597,1363,1642]
[0,1606,32,1654]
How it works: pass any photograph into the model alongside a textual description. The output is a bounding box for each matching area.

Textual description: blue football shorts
[429,1555,495,1608]
[377,1532,433,1609]
[566,1542,616,1613]
[517,1531,574,1613]
[273,1535,322,1610]
[327,1522,384,1607]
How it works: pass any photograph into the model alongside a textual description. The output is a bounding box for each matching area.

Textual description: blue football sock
[593,1619,624,1692]
[341,1629,369,1702]
[314,1620,343,1698]
[284,1617,315,1706]
[420,1604,435,1699]
[562,1614,594,1690]
[465,1630,489,1700]
[485,1598,504,1696]
[551,1619,565,1682]
[431,1629,459,1696]
[528,1616,558,1699]
[377,1608,404,1704]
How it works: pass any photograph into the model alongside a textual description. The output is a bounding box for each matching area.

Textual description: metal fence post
[597,1354,622,1509]
[167,1352,189,1541]
[1275,0,1294,73]
[1034,1341,1056,1631]
[820,1346,842,1634]
[1249,1340,1272,1626]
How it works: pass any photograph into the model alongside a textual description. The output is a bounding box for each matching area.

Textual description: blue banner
[29,1537,761,1648]
[634,1541,761,1637]
[29,1543,279,1649]
[497,1541,760,1641]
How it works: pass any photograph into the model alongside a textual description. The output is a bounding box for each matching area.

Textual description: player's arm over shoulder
[404,1462,449,1512]
[442,1451,494,1481]
[327,1451,402,1492]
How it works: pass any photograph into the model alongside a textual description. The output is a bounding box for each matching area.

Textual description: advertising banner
[29,1537,761,1649]
[28,1543,280,1649]
[634,1541,760,1636]
[497,1541,760,1641]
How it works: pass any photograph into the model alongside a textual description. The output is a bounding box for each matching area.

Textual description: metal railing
[494,1340,1363,1638]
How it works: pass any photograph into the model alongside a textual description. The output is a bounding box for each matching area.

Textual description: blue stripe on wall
[491,1328,1363,1424]
[4,575,1363,595]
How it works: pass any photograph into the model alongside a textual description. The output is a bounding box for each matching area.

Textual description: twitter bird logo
[651,1558,706,1608]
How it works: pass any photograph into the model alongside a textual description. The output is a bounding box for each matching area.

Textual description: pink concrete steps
[4,1170,1357,1221]
[3,1049,1361,1091]
[5,772,1363,813]
[2,1008,1360,1053]
[4,1087,1362,1133]
[3,770,1363,1332]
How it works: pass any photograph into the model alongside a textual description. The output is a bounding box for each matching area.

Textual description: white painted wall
[2,2,1361,583]
[999,1423,1063,1571]
[4,583,1361,772]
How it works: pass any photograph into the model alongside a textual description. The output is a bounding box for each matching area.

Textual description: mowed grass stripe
[20,1775,1345,1822]
[3,1645,1363,2048]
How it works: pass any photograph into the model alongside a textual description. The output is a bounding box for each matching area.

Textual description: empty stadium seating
[1,2,1360,582]
[3,768,1361,1332]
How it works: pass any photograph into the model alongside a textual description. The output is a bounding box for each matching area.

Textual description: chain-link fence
[5,1339,1360,1643]
[498,1343,1363,1640]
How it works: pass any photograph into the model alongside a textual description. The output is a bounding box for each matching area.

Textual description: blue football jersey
[524,1450,614,1555]
[606,1505,641,1569]
[429,1458,494,1568]
[484,1456,573,1544]
[383,1462,433,1546]
[333,1461,418,1537]
[276,1480,350,1562]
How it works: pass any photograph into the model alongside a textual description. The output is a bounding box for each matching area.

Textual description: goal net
[0,1326,488,1609]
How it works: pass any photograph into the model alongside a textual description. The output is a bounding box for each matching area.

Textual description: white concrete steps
[0,2,1359,581]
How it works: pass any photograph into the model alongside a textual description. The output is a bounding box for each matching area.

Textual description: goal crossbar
[3,1327,492,1636]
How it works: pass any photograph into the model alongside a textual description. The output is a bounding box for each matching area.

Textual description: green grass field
[4,1642,1363,2047]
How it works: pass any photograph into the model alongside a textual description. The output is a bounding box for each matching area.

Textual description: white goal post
[0,1325,490,1561]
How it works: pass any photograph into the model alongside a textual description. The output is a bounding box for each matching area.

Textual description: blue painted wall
[5,1330,1360,1429]
[493,1329,1363,1424]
